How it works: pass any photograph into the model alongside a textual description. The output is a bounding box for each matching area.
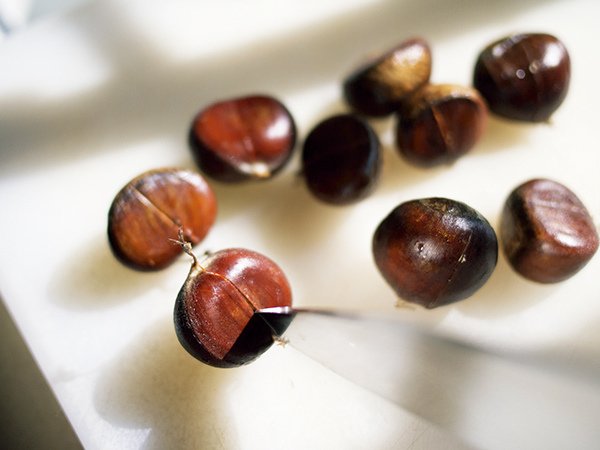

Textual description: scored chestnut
[174,245,292,368]
[343,38,432,117]
[373,198,498,308]
[107,168,217,271]
[396,84,487,167]
[189,94,296,182]
[500,178,599,283]
[473,33,571,122]
[301,114,381,205]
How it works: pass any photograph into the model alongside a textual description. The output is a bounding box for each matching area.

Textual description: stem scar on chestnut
[107,168,217,271]
[173,239,292,368]
[373,198,498,308]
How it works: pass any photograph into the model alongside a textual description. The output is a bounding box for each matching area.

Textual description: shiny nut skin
[473,33,571,122]
[373,198,498,308]
[107,168,217,271]
[343,38,432,117]
[501,179,599,283]
[174,248,292,368]
[189,95,296,182]
[396,84,487,167]
[302,114,381,205]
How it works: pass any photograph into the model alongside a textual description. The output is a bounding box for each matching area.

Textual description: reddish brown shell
[373,198,498,308]
[189,95,296,182]
[473,33,570,122]
[174,248,292,367]
[343,37,432,117]
[501,179,598,283]
[396,84,487,167]
[107,168,217,271]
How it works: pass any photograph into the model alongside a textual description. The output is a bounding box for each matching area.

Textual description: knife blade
[256,306,600,450]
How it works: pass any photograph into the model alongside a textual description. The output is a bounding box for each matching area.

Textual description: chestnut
[189,95,296,182]
[107,168,217,271]
[373,198,498,308]
[395,84,487,167]
[500,178,599,283]
[473,33,571,122]
[174,246,292,368]
[343,38,432,117]
[301,114,381,205]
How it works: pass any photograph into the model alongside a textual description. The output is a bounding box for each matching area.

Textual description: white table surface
[1,0,600,449]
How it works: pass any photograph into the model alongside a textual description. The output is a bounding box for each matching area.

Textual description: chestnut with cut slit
[396,84,487,167]
[107,168,217,271]
[473,33,571,122]
[302,114,381,205]
[174,247,292,368]
[343,38,432,117]
[500,178,598,283]
[373,198,498,308]
[189,95,296,182]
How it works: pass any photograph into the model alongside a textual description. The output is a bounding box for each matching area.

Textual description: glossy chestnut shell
[500,178,599,283]
[396,84,487,167]
[473,33,571,122]
[343,38,432,117]
[107,168,217,271]
[174,248,292,368]
[301,114,381,205]
[189,95,296,182]
[373,198,498,308]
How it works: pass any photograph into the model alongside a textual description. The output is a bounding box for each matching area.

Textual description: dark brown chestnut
[107,168,217,271]
[174,246,292,368]
[500,178,598,283]
[301,114,381,205]
[473,33,571,122]
[343,38,432,117]
[189,95,296,182]
[373,198,498,308]
[396,84,487,167]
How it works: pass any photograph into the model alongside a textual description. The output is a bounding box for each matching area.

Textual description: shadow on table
[0,297,83,450]
[47,232,185,310]
[94,317,240,449]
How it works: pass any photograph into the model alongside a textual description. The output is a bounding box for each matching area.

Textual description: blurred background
[0,0,90,38]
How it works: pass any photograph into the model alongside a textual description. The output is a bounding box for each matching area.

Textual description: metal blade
[257,307,600,450]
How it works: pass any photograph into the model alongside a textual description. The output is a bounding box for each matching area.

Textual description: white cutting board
[1,0,599,449]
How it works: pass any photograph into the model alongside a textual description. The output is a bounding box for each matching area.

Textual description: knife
[255,306,600,450]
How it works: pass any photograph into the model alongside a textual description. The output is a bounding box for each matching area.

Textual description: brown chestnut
[473,33,571,122]
[373,198,498,308]
[107,168,217,271]
[500,178,598,283]
[174,246,292,368]
[189,95,296,182]
[301,114,381,205]
[343,38,432,117]
[396,84,487,167]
